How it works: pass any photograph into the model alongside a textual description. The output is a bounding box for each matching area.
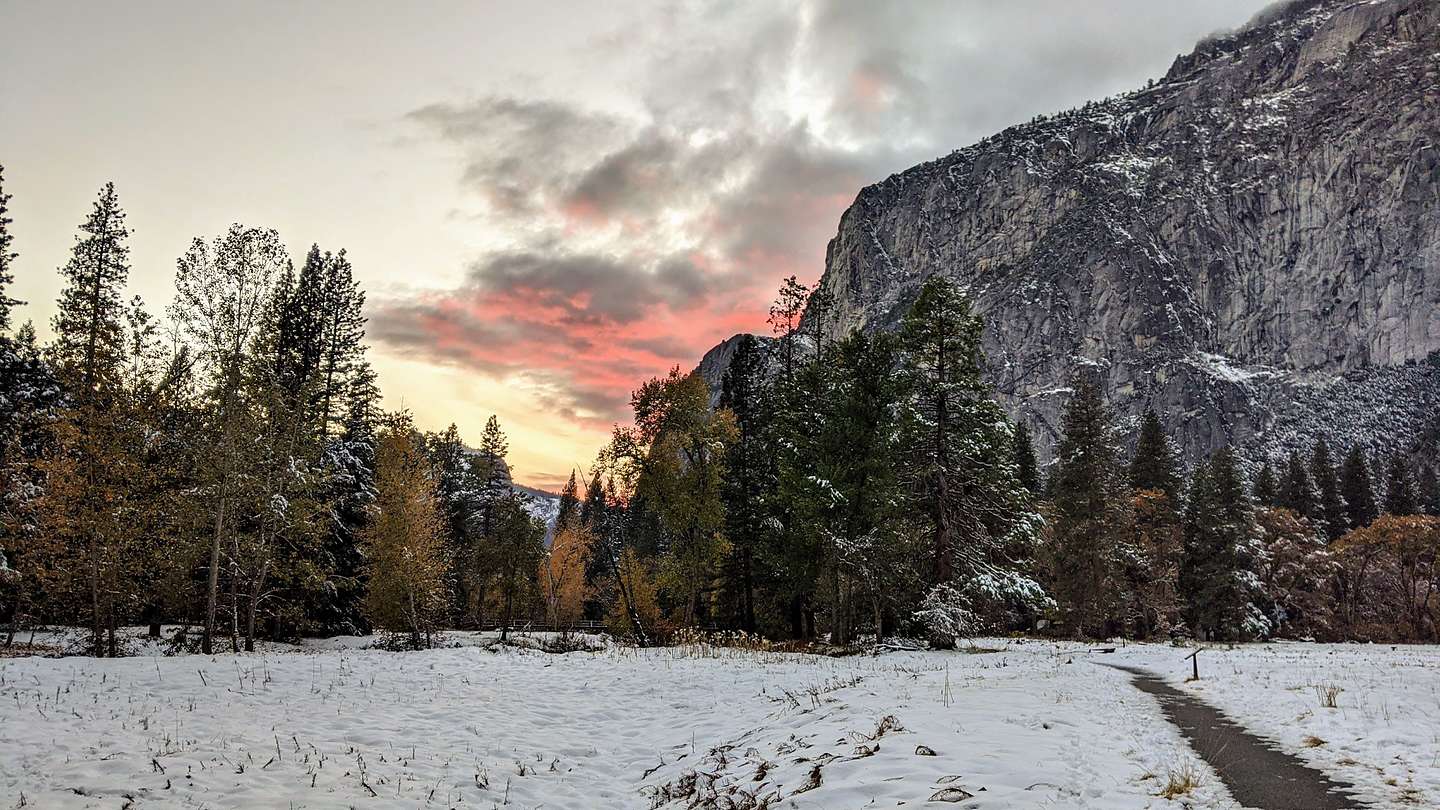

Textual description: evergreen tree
[1383,453,1418,516]
[818,332,911,643]
[42,183,145,655]
[1341,446,1378,530]
[1309,439,1347,542]
[555,470,581,533]
[425,422,480,621]
[316,250,366,438]
[718,334,773,632]
[1045,377,1129,637]
[1129,410,1181,499]
[50,183,130,402]
[1012,421,1040,496]
[473,415,511,538]
[0,173,62,625]
[489,494,545,641]
[0,165,20,332]
[1419,465,1440,517]
[1279,451,1319,520]
[1252,460,1279,507]
[1180,448,1267,640]
[767,276,808,384]
[896,275,1044,639]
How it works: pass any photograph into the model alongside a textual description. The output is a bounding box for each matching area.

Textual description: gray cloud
[379,0,1273,426]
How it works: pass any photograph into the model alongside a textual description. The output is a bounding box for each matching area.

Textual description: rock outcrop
[707,0,1440,464]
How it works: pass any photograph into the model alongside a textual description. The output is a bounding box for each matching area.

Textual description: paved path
[1111,665,1364,809]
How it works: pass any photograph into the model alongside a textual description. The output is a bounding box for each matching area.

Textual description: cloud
[375,0,1270,435]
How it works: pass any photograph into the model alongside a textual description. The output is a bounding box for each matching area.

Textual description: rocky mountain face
[705,0,1440,464]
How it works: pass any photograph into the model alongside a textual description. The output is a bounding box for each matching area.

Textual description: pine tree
[1252,460,1279,507]
[42,183,146,656]
[425,422,481,621]
[1383,453,1418,516]
[0,165,20,332]
[1129,410,1181,499]
[768,276,808,384]
[1419,465,1440,517]
[1180,448,1267,640]
[474,415,511,537]
[1045,377,1129,637]
[1279,451,1319,520]
[1310,439,1347,542]
[489,494,545,641]
[555,470,581,533]
[362,412,448,648]
[50,183,130,402]
[820,332,911,643]
[1012,422,1040,496]
[718,334,773,631]
[316,250,366,438]
[1341,446,1378,530]
[897,275,1043,640]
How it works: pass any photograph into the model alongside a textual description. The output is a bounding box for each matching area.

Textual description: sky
[0,0,1272,490]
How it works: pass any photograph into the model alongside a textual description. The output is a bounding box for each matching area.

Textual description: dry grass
[1157,762,1204,799]
[1302,735,1327,748]
[1312,683,1343,709]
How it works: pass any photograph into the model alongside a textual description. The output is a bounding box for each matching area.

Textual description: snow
[1109,641,1440,808]
[0,632,1434,808]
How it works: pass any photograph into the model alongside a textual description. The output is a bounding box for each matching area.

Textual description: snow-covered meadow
[0,633,1434,809]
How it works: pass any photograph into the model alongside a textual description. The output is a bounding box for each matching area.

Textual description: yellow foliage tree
[362,414,448,648]
[1335,514,1440,641]
[606,547,667,642]
[540,523,591,630]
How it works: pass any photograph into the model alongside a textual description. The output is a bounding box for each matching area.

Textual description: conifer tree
[1252,460,1279,507]
[1045,377,1129,637]
[1310,439,1347,542]
[489,494,545,641]
[818,332,912,643]
[896,275,1044,640]
[50,183,130,401]
[718,334,773,631]
[1341,446,1378,530]
[316,250,366,438]
[1129,410,1181,499]
[768,276,808,384]
[43,183,145,655]
[425,422,481,620]
[1280,451,1319,520]
[1383,453,1418,516]
[1419,465,1440,517]
[0,165,20,332]
[474,415,511,537]
[1012,422,1040,496]
[0,175,62,622]
[555,470,581,533]
[362,413,448,648]
[1180,448,1267,640]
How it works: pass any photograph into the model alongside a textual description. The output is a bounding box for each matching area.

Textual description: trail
[1112,665,1365,810]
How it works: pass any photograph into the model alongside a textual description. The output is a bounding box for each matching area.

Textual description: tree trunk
[202,472,227,655]
[742,547,755,633]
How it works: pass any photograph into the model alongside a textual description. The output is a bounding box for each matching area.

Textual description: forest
[1,169,1438,656]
